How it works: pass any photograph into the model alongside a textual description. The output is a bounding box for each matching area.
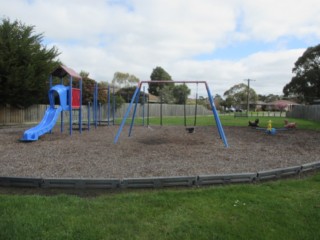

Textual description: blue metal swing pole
[205,83,228,147]
[128,87,141,137]
[209,91,223,140]
[114,84,141,143]
[59,77,64,133]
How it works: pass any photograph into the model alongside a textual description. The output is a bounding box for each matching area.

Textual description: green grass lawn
[1,173,320,240]
[118,114,320,130]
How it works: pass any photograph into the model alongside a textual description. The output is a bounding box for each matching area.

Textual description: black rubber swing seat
[186,127,195,133]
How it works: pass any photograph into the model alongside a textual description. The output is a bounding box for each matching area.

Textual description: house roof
[266,100,300,106]
[241,101,266,105]
[51,65,82,79]
[255,101,266,105]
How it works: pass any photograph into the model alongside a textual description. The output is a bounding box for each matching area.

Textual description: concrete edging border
[1,161,319,189]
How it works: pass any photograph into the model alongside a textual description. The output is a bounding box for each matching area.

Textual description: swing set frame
[114,80,228,147]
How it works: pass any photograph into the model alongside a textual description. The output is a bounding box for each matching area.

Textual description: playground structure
[253,119,297,135]
[266,120,276,135]
[284,119,296,129]
[21,65,117,141]
[248,119,259,127]
[4,122,320,189]
[6,72,320,190]
[254,120,277,135]
[21,65,83,141]
[90,83,116,129]
[114,80,228,147]
[142,84,201,129]
[20,68,228,147]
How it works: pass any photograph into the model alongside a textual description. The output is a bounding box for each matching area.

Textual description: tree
[258,94,281,103]
[274,102,288,116]
[97,81,109,104]
[148,66,174,96]
[283,44,320,104]
[172,84,191,104]
[213,94,224,111]
[79,71,96,104]
[158,85,175,104]
[111,72,139,88]
[195,96,211,110]
[0,18,60,108]
[117,86,145,103]
[79,71,109,104]
[223,83,258,108]
[79,70,89,79]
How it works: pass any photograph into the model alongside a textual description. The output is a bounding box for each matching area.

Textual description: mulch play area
[0,125,319,179]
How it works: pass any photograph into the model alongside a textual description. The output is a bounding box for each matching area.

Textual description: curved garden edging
[1,161,319,190]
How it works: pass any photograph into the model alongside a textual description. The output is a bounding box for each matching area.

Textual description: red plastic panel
[72,88,81,109]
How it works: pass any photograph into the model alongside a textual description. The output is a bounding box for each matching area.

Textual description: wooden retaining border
[1,161,319,190]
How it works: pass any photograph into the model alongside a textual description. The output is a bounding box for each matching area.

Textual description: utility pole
[244,79,255,113]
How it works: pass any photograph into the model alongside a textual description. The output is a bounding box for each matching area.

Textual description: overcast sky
[1,0,320,97]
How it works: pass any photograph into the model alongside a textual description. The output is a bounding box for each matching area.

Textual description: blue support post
[94,83,98,129]
[60,77,64,133]
[142,86,145,126]
[69,76,73,136]
[99,103,102,125]
[108,85,110,126]
[79,78,82,134]
[209,92,223,138]
[205,84,228,147]
[87,102,90,131]
[114,85,140,143]
[61,106,64,133]
[128,87,141,137]
[49,75,55,134]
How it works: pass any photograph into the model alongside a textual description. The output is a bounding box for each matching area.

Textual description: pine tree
[0,18,60,108]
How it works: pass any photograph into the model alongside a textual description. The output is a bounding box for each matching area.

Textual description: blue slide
[21,84,69,141]
[21,106,63,141]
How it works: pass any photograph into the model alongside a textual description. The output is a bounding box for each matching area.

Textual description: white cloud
[1,0,319,98]
[238,49,305,94]
[239,0,320,41]
[164,49,304,97]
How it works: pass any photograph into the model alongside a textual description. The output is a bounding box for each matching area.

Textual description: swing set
[114,80,228,147]
[143,83,198,129]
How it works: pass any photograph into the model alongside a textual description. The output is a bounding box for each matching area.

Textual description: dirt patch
[0,125,319,179]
